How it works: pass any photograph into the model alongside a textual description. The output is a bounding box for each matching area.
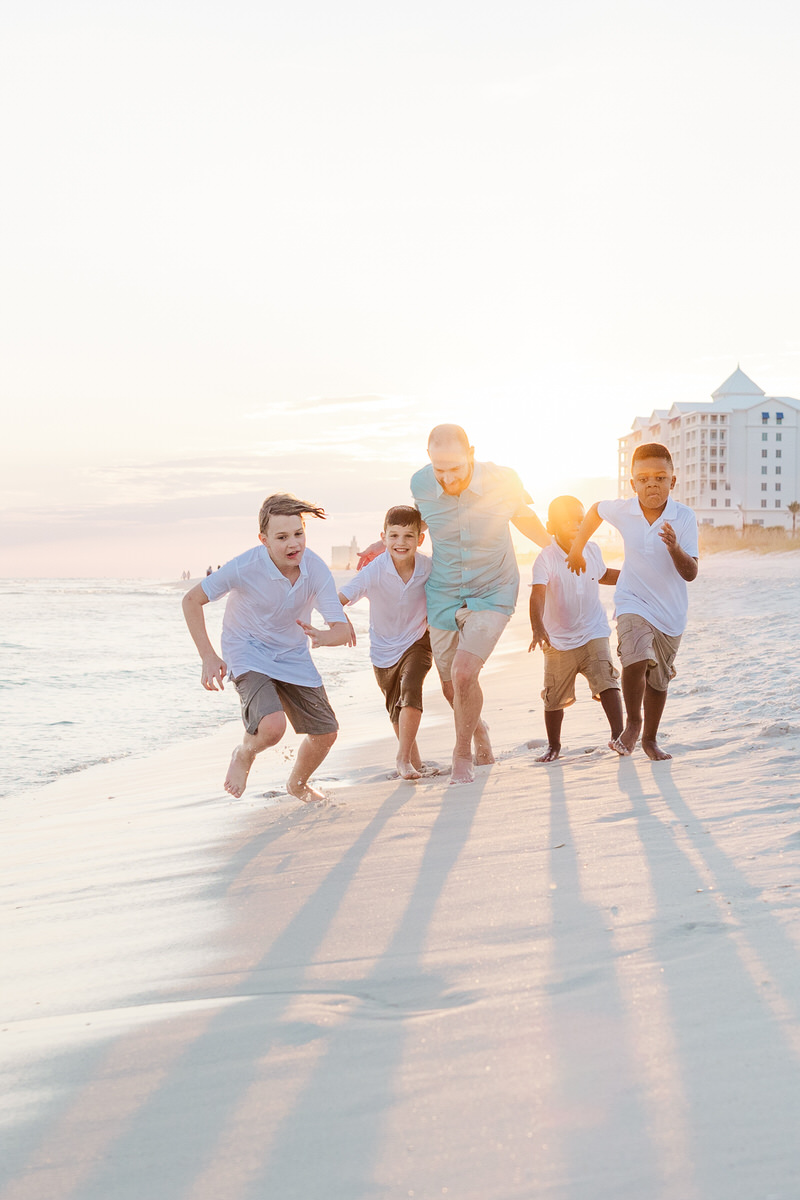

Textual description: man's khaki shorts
[541,637,620,712]
[429,606,511,683]
[232,671,339,735]
[616,613,681,693]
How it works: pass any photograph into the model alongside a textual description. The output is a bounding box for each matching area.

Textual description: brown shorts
[373,631,433,724]
[429,606,511,683]
[541,637,620,712]
[232,671,339,736]
[616,613,681,693]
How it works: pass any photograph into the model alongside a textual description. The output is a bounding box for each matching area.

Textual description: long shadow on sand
[4,778,487,1200]
[616,760,800,1198]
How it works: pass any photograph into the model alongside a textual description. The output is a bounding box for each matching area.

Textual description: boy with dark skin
[566,445,698,761]
[529,496,623,761]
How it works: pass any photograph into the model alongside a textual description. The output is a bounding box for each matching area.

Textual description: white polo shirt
[339,552,432,668]
[531,540,611,651]
[597,496,699,637]
[201,546,346,685]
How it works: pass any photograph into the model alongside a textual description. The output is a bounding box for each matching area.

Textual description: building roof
[711,366,765,401]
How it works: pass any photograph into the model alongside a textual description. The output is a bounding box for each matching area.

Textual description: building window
[776,466,782,475]
[762,412,770,423]
[761,500,768,507]
[710,481,717,490]
[710,499,716,507]
[776,432,782,442]
[776,449,782,458]
[725,499,731,507]
[753,519,764,526]
[762,449,768,458]
[710,464,717,473]
[725,483,731,490]
[776,483,781,492]
[711,431,717,441]
[777,412,784,423]
[776,500,782,508]
[711,414,718,422]
[762,483,768,491]
[762,466,768,475]
[762,432,769,441]
[711,448,717,457]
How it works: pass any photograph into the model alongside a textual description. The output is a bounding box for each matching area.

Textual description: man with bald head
[363,424,550,783]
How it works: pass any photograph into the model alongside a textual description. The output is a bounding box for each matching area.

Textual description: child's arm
[566,504,602,575]
[600,568,620,585]
[336,591,358,645]
[511,507,551,549]
[659,523,699,581]
[528,584,551,652]
[182,584,227,690]
[297,619,355,648]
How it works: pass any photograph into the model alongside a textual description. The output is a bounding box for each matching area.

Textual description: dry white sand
[2,553,800,1200]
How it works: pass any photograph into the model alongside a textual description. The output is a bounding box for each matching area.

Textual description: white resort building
[618,367,800,528]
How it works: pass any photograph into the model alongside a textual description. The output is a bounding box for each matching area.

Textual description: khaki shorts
[541,637,620,712]
[616,613,681,693]
[429,606,511,683]
[373,631,433,724]
[232,671,339,736]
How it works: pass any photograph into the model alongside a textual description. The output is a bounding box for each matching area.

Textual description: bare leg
[642,683,671,760]
[395,706,423,779]
[611,660,647,756]
[446,650,490,784]
[599,687,624,749]
[225,712,286,798]
[287,732,338,802]
[537,709,563,762]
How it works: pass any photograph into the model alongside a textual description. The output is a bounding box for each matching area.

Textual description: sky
[3,0,800,576]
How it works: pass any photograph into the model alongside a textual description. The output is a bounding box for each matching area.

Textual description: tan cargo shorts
[429,606,511,683]
[541,636,620,711]
[616,612,681,693]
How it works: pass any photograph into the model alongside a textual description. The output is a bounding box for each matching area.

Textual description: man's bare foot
[287,775,327,803]
[536,745,560,763]
[225,747,255,798]
[642,738,672,761]
[397,758,422,780]
[449,754,475,785]
[472,720,495,766]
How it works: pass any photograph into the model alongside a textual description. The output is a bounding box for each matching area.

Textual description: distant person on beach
[205,565,213,576]
[182,493,353,801]
[339,505,434,781]
[359,424,550,784]
[529,496,622,761]
[567,443,698,760]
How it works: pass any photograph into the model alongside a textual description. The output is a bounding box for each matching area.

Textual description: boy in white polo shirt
[529,496,622,761]
[567,443,699,761]
[182,492,353,802]
[338,506,433,780]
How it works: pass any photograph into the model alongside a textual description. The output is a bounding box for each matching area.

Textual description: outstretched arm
[182,584,227,690]
[566,504,602,574]
[528,584,551,652]
[599,567,620,585]
[298,619,355,648]
[659,522,699,581]
[511,506,551,549]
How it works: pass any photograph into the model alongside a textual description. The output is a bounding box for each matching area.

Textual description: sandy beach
[2,553,800,1199]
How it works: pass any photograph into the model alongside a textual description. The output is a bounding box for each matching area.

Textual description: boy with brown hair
[182,493,353,801]
[567,444,699,760]
[339,505,434,780]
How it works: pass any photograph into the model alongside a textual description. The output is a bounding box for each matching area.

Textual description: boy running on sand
[182,493,353,801]
[567,444,698,760]
[529,496,623,761]
[339,506,434,780]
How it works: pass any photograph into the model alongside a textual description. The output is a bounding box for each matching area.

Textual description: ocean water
[0,575,374,798]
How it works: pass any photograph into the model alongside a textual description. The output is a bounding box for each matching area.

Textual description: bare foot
[472,720,495,766]
[225,747,255,798]
[536,745,560,763]
[642,738,672,761]
[610,722,641,756]
[449,754,475,785]
[287,775,327,803]
[397,759,422,780]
